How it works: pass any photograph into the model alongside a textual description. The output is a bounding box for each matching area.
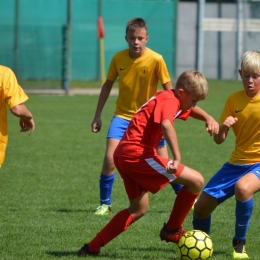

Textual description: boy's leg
[160,166,203,244]
[193,162,241,234]
[234,172,260,241]
[78,193,149,255]
[192,192,218,234]
[232,171,260,259]
[78,209,134,255]
[95,116,130,215]
[95,138,120,215]
[160,187,198,244]
[232,199,253,259]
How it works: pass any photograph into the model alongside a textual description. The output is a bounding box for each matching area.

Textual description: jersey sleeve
[177,109,191,120]
[155,56,171,85]
[106,55,119,82]
[3,67,28,109]
[154,98,179,124]
[218,95,234,124]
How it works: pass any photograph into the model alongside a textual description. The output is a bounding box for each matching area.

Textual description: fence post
[62,0,72,94]
[196,0,205,73]
[236,0,243,80]
[14,0,20,76]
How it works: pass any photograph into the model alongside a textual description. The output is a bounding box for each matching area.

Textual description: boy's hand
[20,118,35,135]
[91,117,102,133]
[205,117,219,136]
[166,160,180,174]
[222,116,238,130]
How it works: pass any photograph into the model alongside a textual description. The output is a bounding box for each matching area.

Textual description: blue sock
[99,173,115,205]
[170,183,183,195]
[234,198,254,241]
[192,215,211,234]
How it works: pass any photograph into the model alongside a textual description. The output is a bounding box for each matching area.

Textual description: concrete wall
[176,1,260,80]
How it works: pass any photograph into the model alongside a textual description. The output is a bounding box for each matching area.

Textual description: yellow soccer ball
[178,230,213,259]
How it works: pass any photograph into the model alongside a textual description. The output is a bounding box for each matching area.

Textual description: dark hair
[126,18,148,35]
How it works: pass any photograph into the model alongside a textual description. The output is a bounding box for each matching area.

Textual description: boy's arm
[91,79,114,133]
[161,119,181,174]
[10,104,35,135]
[214,116,238,144]
[162,81,173,90]
[190,106,219,136]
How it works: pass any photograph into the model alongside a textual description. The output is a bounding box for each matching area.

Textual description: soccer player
[91,17,182,215]
[192,50,260,259]
[0,65,35,168]
[77,70,219,256]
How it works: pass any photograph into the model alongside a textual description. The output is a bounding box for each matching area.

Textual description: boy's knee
[194,193,217,219]
[235,183,252,200]
[103,155,115,167]
[129,208,147,221]
[193,201,209,219]
[193,174,204,192]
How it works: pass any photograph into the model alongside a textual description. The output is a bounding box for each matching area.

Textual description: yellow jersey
[107,48,171,120]
[0,65,28,167]
[218,90,260,164]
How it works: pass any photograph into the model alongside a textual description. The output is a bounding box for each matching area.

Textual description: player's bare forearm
[10,104,33,119]
[161,119,181,162]
[214,116,237,144]
[91,79,114,132]
[162,81,173,90]
[10,104,35,135]
[94,79,114,118]
[190,106,219,136]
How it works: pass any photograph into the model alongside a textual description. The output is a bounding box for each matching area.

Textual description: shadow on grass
[46,251,76,257]
[56,209,90,213]
[46,251,179,259]
[122,246,173,253]
[212,250,231,258]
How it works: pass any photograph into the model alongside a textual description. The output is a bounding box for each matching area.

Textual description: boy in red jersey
[78,70,219,256]
[193,51,260,259]
[91,18,182,215]
[0,65,35,168]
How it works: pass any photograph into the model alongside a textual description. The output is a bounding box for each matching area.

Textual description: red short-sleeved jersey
[114,90,191,158]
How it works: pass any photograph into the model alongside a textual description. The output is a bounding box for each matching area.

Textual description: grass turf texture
[1,80,260,259]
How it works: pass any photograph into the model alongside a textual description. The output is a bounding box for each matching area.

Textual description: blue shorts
[107,116,166,147]
[204,162,260,204]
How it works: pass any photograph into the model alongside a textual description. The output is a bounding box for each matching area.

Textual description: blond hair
[126,18,148,35]
[175,70,208,100]
[241,51,260,73]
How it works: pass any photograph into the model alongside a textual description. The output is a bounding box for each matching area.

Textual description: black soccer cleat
[77,244,100,257]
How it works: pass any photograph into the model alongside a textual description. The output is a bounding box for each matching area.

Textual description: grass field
[1,80,260,259]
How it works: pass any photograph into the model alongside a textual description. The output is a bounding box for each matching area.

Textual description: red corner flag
[98,17,105,39]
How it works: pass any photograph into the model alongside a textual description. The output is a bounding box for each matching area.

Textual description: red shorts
[114,155,185,200]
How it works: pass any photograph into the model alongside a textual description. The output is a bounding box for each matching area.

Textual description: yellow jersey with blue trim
[0,65,28,167]
[218,90,260,164]
[107,47,171,120]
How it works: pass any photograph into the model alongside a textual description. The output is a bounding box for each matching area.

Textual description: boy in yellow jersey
[0,65,35,168]
[91,18,182,215]
[193,51,260,259]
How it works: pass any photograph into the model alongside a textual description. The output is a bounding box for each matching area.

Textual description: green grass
[20,78,237,90]
[20,80,118,89]
[1,80,260,259]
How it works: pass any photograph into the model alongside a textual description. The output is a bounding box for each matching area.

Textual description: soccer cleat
[160,223,186,244]
[232,240,249,259]
[94,204,111,215]
[77,244,99,257]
